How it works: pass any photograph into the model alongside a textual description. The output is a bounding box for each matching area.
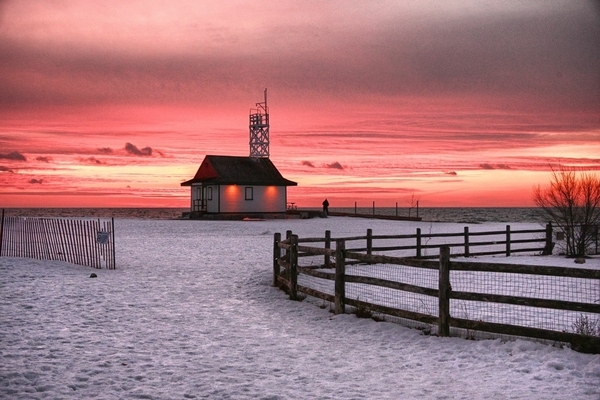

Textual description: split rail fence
[0,210,116,269]
[273,228,600,351]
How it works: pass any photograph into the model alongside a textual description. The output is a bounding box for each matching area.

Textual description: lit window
[245,187,253,200]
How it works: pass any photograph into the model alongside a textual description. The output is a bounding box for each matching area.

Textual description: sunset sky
[1,1,599,209]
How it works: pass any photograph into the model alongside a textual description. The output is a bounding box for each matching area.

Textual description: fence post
[324,230,331,267]
[285,229,292,262]
[416,228,422,258]
[334,239,346,314]
[0,209,4,257]
[289,234,299,301]
[464,226,470,257]
[544,223,553,255]
[273,232,281,287]
[395,202,398,217]
[111,217,116,269]
[372,201,375,216]
[506,225,511,257]
[438,245,451,337]
[354,202,357,215]
[366,229,373,257]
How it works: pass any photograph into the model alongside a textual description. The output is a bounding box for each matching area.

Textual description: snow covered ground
[1,217,599,399]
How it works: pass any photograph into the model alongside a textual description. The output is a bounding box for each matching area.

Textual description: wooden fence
[347,224,553,258]
[273,229,600,352]
[0,210,116,269]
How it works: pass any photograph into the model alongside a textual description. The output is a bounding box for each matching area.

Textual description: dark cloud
[98,147,113,154]
[79,157,106,165]
[0,151,26,161]
[36,156,52,162]
[445,171,457,175]
[302,161,316,168]
[0,2,597,114]
[0,166,15,173]
[125,142,152,156]
[326,162,344,170]
[479,163,512,170]
[29,178,43,184]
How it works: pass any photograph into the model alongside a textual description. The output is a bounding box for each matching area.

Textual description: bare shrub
[533,167,600,257]
[572,314,600,337]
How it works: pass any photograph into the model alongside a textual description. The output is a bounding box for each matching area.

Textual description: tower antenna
[249,89,269,158]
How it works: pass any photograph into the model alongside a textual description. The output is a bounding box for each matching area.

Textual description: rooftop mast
[249,88,269,158]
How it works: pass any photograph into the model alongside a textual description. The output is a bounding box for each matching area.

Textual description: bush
[572,314,600,337]
[533,167,600,257]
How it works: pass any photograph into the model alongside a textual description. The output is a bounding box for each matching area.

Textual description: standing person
[322,198,329,215]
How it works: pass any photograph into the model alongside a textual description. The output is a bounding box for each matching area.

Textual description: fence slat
[1,216,115,269]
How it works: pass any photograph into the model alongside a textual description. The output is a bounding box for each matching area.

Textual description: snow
[1,217,599,399]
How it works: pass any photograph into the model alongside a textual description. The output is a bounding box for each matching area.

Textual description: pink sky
[1,1,599,208]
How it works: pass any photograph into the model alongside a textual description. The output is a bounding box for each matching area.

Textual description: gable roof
[181,155,297,187]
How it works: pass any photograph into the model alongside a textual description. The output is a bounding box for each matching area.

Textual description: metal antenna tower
[249,89,269,158]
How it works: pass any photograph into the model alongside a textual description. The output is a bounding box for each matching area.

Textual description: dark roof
[181,155,297,187]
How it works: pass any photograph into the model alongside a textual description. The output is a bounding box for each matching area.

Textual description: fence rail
[0,210,116,269]
[337,225,553,258]
[273,228,600,353]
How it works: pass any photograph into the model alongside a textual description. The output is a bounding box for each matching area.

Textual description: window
[245,187,253,200]
[207,187,213,200]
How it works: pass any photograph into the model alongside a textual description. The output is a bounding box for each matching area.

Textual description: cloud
[79,156,106,165]
[445,171,457,175]
[0,151,26,161]
[0,166,15,173]
[0,1,597,116]
[302,161,316,168]
[479,163,512,170]
[29,178,43,184]
[98,147,113,154]
[326,162,344,170]
[36,156,52,162]
[125,142,152,156]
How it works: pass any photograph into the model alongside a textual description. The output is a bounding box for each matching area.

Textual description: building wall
[218,185,286,213]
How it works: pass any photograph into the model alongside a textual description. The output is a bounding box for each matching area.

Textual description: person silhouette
[322,198,329,215]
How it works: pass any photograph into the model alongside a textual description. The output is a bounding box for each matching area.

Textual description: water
[1,207,547,224]
[326,207,548,224]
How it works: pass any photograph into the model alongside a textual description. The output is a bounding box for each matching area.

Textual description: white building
[181,155,297,219]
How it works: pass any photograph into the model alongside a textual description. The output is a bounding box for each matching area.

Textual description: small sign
[97,231,110,244]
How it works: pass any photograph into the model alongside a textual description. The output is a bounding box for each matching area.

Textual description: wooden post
[438,245,451,337]
[366,229,373,257]
[0,209,4,257]
[334,239,346,314]
[285,229,292,263]
[372,201,375,216]
[111,217,116,269]
[273,232,281,287]
[324,230,331,267]
[416,201,419,218]
[464,226,470,257]
[544,223,553,255]
[416,228,422,258]
[506,225,511,257]
[395,202,398,217]
[289,234,299,301]
[354,202,357,215]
